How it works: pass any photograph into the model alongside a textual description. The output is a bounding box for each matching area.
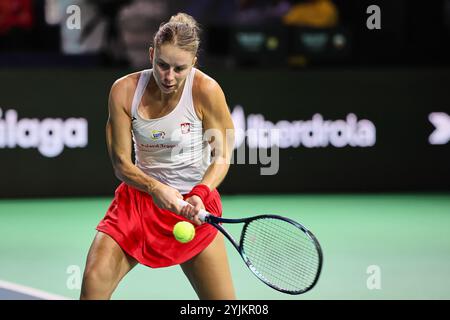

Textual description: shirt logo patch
[181,123,191,134]
[150,130,165,140]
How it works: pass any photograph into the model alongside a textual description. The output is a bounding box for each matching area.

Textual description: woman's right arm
[106,78,183,213]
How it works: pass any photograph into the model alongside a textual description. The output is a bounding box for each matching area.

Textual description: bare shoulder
[192,69,226,117]
[109,71,142,116]
[193,69,223,97]
[110,71,140,97]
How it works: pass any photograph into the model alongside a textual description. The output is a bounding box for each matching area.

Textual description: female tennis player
[80,13,236,300]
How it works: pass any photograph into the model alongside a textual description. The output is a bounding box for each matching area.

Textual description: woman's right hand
[151,183,184,213]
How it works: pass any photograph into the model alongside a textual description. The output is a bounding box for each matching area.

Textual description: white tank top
[131,68,211,194]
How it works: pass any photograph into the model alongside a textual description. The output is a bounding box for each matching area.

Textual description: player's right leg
[80,231,138,300]
[180,232,236,299]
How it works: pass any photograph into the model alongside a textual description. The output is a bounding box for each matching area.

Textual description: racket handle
[177,199,209,222]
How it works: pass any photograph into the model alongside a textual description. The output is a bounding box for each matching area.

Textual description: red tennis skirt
[96,182,222,268]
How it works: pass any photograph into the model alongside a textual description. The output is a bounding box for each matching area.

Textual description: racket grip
[177,199,209,222]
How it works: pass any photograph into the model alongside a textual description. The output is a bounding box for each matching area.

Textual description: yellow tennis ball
[173,221,195,243]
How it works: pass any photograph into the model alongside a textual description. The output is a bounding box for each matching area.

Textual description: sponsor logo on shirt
[150,130,165,141]
[180,122,191,134]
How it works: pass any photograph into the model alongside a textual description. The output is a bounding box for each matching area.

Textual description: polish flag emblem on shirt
[181,123,191,134]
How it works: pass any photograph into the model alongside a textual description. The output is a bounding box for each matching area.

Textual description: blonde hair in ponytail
[153,13,201,56]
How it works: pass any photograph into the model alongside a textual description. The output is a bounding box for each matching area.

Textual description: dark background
[0,0,449,197]
[1,67,448,197]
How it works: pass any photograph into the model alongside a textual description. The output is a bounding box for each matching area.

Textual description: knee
[82,265,113,285]
[80,264,119,299]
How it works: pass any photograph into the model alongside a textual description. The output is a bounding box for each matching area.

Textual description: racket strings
[242,217,320,293]
[249,228,319,276]
[252,221,319,260]
[245,226,318,288]
[245,224,318,273]
[243,222,319,291]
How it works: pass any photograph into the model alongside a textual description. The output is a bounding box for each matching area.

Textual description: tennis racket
[177,199,323,295]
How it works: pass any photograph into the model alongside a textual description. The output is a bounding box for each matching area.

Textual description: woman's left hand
[179,195,205,225]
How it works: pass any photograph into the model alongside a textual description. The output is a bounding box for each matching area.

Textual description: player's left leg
[180,232,236,300]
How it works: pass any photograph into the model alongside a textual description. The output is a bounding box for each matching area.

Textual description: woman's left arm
[199,78,235,190]
[181,76,235,223]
